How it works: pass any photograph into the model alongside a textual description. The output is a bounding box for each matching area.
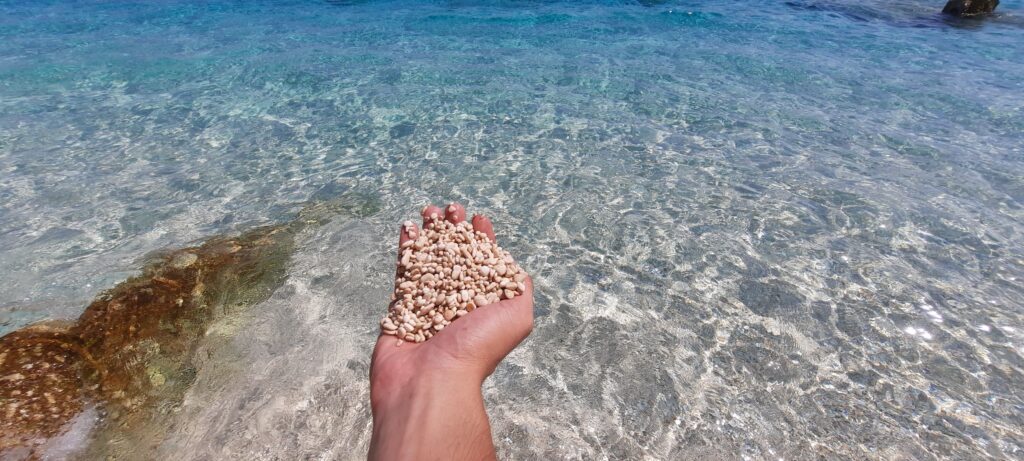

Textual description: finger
[511,274,534,323]
[476,273,534,353]
[421,204,444,227]
[429,274,533,374]
[445,203,467,224]
[471,214,497,243]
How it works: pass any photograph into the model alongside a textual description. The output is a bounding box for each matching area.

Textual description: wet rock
[0,192,384,457]
[943,0,998,16]
[0,322,86,451]
[0,222,299,456]
[846,369,880,387]
[738,279,805,317]
[169,252,198,269]
[713,324,816,385]
[389,121,416,139]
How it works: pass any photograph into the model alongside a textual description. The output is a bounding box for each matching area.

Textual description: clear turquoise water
[1,0,1023,459]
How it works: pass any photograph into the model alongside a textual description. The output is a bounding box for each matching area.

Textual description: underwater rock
[943,0,998,16]
[0,191,387,457]
[0,322,88,451]
[0,223,298,456]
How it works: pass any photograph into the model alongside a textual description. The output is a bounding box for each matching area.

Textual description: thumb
[429,275,534,377]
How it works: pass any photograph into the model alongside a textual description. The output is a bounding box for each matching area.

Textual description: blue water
[1,0,1023,459]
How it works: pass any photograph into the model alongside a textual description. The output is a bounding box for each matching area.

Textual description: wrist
[369,369,493,461]
[371,360,482,412]
[372,367,481,413]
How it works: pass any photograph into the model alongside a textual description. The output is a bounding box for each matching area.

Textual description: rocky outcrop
[943,0,999,16]
[0,223,298,457]
[0,192,381,458]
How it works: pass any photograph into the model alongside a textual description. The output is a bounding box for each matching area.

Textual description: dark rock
[737,279,805,317]
[942,0,998,16]
[388,121,416,139]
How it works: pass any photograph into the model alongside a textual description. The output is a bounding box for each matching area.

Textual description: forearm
[368,373,496,461]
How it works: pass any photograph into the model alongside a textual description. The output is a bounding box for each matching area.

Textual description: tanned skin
[368,203,535,461]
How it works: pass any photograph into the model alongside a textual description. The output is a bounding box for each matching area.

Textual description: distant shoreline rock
[943,0,999,17]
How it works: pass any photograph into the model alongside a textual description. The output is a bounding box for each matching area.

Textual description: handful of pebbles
[381,212,526,344]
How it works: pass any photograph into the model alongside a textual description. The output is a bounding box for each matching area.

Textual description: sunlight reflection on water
[1,0,1023,458]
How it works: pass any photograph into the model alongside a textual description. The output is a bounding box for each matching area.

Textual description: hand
[368,203,534,461]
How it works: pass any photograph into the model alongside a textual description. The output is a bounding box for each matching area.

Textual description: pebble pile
[382,213,526,343]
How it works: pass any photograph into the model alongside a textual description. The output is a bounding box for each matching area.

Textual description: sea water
[1,0,1022,458]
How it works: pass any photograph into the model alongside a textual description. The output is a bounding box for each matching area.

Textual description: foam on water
[1,0,1023,458]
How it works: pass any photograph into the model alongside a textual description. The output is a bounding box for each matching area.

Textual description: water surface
[1,0,1023,459]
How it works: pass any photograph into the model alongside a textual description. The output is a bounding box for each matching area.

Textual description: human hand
[368,203,534,461]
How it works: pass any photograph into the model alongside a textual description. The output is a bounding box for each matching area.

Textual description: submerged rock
[0,322,88,450]
[0,224,297,456]
[943,0,999,16]
[0,192,380,457]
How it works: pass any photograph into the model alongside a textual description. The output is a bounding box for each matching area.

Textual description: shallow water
[1,0,1023,459]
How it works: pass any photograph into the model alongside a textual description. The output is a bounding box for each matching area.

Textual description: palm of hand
[369,203,534,407]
